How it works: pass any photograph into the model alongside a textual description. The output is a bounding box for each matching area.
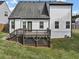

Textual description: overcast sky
[5,0,79,15]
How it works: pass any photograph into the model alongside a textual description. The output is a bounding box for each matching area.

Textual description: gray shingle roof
[9,1,50,19]
[9,1,72,19]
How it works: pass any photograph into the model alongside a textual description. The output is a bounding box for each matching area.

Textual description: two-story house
[8,1,73,47]
[0,1,10,32]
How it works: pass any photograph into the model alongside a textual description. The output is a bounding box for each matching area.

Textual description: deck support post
[35,37,38,47]
[48,38,51,47]
[35,38,38,47]
[16,35,18,44]
[23,30,25,45]
[23,35,24,45]
[35,40,38,47]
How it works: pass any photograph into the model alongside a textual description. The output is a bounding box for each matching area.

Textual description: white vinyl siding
[0,2,10,24]
[9,19,49,33]
[50,5,71,38]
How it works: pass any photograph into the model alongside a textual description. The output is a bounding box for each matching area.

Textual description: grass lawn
[0,32,7,38]
[0,30,79,59]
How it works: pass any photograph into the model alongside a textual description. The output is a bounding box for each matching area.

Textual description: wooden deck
[24,31,48,37]
[8,29,51,47]
[14,29,50,37]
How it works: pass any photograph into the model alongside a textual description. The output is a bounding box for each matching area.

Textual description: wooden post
[23,30,24,45]
[23,35,24,45]
[16,35,18,44]
[35,40,38,47]
[35,38,38,47]
[35,37,38,47]
[35,31,38,47]
[48,37,51,47]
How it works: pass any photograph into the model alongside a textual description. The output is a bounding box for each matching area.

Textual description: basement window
[66,21,70,29]
[55,21,59,29]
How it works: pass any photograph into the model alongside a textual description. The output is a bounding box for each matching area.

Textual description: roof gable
[42,3,49,16]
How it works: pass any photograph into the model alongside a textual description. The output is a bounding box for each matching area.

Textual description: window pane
[23,22,26,25]
[55,21,59,29]
[11,21,15,29]
[23,21,26,29]
[5,11,8,16]
[40,22,44,29]
[66,21,70,29]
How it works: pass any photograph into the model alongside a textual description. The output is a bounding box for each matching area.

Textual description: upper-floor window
[40,21,44,29]
[23,21,26,29]
[11,20,15,29]
[55,21,59,29]
[4,11,8,16]
[66,21,70,29]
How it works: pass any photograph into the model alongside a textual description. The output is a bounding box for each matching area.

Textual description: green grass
[0,32,7,38]
[0,30,79,59]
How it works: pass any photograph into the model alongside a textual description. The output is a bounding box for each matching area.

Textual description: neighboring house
[75,18,79,29]
[0,1,10,32]
[8,1,72,47]
[72,15,79,29]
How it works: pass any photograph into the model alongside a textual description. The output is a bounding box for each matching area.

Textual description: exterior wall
[9,19,49,33]
[50,5,72,39]
[15,20,21,29]
[0,2,10,24]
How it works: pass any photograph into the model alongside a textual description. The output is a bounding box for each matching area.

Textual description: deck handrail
[9,28,51,38]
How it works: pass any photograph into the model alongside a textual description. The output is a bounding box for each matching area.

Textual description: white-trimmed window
[11,20,15,29]
[66,21,70,29]
[55,21,59,29]
[4,11,8,16]
[23,21,26,29]
[40,21,44,29]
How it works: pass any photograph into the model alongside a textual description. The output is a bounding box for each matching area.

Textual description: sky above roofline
[5,0,79,15]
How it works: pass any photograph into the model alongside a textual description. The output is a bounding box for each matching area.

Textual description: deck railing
[9,28,51,38]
